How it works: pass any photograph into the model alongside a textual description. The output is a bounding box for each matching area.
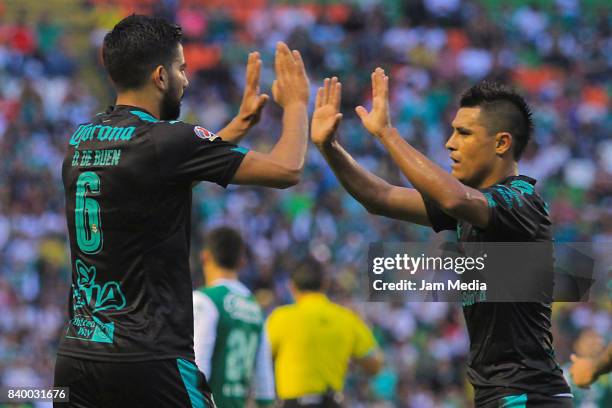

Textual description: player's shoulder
[506,176,540,197]
[304,297,363,326]
[193,289,219,314]
[145,118,220,141]
[193,287,213,300]
[267,303,297,326]
[333,303,368,326]
[484,175,547,208]
[197,285,230,302]
[488,175,537,194]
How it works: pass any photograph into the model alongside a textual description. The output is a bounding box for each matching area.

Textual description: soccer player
[310,72,573,407]
[569,337,612,389]
[560,329,612,406]
[267,257,383,408]
[54,15,309,407]
[193,227,275,407]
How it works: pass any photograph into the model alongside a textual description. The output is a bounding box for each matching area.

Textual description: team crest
[194,126,219,141]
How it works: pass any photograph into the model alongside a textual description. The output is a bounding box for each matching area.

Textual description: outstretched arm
[356,68,489,228]
[312,77,430,225]
[231,42,309,188]
[217,52,269,144]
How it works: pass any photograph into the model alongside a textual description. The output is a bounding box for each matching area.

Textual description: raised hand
[355,67,391,137]
[237,51,269,128]
[570,354,598,388]
[311,77,343,147]
[272,42,310,108]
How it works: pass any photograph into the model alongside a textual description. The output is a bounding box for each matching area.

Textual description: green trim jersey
[59,105,247,362]
[425,175,571,406]
[193,280,275,407]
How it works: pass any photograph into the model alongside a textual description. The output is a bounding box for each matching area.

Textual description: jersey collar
[499,174,537,186]
[212,278,251,296]
[107,104,157,118]
[297,292,329,303]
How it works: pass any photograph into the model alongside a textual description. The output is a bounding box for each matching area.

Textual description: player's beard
[159,76,182,121]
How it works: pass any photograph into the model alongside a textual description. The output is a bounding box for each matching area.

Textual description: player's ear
[200,249,210,265]
[152,65,168,92]
[495,132,512,156]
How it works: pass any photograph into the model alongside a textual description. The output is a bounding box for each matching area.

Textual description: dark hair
[102,14,182,90]
[460,81,533,160]
[290,257,324,291]
[205,227,244,270]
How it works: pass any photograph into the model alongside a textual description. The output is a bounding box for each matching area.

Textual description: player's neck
[115,91,160,119]
[205,267,238,286]
[477,161,518,189]
[293,290,326,301]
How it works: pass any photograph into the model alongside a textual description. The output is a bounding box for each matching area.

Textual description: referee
[267,258,383,407]
[311,73,573,407]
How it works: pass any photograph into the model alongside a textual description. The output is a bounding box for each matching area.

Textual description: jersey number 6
[75,171,103,254]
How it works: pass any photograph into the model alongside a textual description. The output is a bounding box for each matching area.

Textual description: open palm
[238,51,269,127]
[355,68,391,137]
[311,77,343,146]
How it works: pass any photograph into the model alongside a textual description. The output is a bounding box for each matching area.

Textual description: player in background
[310,73,572,407]
[562,329,612,406]
[54,14,309,407]
[193,227,275,407]
[568,331,612,389]
[267,257,383,408]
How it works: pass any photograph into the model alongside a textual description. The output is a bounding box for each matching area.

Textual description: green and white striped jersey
[193,279,275,407]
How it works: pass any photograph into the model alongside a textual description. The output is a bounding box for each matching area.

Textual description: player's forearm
[269,103,308,172]
[379,127,472,211]
[316,140,390,213]
[217,115,251,144]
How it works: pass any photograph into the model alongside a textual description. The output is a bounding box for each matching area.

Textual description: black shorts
[53,355,215,408]
[480,393,574,408]
[281,392,344,408]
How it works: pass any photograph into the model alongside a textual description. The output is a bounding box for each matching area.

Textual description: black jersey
[58,105,247,362]
[425,175,571,406]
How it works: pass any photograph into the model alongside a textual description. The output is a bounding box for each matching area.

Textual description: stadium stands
[0,0,610,406]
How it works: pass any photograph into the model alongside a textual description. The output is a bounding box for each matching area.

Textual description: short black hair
[102,14,182,90]
[460,81,533,160]
[205,227,244,270]
[290,257,324,291]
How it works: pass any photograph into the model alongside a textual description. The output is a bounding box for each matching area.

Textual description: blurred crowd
[0,0,610,407]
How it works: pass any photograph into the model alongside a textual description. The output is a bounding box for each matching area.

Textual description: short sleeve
[152,121,248,186]
[351,312,377,359]
[424,200,457,233]
[480,180,547,239]
[265,310,282,357]
[252,329,276,402]
[192,291,219,378]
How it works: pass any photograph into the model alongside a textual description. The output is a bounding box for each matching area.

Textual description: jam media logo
[66,259,126,343]
[194,126,219,141]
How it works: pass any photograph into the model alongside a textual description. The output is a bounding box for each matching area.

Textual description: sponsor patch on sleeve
[194,126,219,142]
